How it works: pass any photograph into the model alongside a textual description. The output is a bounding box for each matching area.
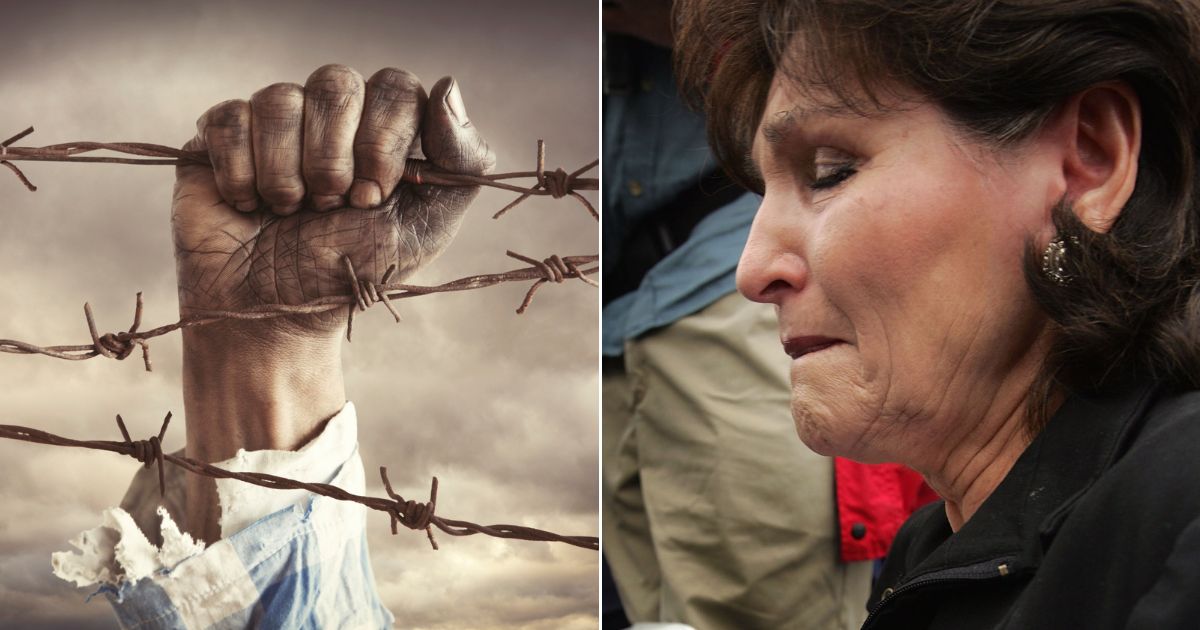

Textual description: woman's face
[739,78,1062,464]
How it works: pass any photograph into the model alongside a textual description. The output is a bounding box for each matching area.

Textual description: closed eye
[810,163,857,190]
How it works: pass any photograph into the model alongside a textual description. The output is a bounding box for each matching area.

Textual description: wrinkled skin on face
[738,78,1060,468]
[172,64,494,335]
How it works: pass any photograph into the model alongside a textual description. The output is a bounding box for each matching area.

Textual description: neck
[916,341,1056,531]
[930,400,1031,531]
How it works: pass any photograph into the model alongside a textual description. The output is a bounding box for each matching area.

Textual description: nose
[736,197,808,304]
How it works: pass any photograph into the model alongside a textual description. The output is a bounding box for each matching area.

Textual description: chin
[791,388,893,463]
[790,399,840,456]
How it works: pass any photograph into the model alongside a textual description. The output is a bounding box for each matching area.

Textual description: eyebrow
[761,106,802,145]
[759,100,862,145]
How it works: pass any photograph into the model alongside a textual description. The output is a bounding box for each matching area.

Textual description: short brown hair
[675,0,1200,430]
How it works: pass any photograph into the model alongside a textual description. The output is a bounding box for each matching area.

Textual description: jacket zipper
[861,555,1019,629]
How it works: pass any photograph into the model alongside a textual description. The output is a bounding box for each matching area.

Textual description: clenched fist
[176,65,494,540]
[172,64,494,335]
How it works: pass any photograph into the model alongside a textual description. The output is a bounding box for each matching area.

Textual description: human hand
[172,64,494,338]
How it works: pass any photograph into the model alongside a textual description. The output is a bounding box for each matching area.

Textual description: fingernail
[445,79,468,126]
[350,179,383,208]
[235,200,259,213]
[273,203,302,216]
[312,194,345,212]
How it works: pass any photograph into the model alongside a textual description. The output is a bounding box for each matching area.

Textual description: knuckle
[306,64,365,95]
[197,99,244,133]
[251,82,303,109]
[210,99,250,127]
[369,67,423,93]
[203,101,252,146]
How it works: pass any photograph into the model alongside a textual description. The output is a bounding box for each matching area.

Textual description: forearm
[180,321,346,542]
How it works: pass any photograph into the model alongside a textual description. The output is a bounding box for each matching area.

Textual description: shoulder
[1111,387,1200,493]
[1064,386,1200,550]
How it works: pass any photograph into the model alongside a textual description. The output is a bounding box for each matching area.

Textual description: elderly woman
[674,0,1200,627]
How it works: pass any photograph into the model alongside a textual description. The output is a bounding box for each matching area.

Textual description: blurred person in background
[602,3,935,628]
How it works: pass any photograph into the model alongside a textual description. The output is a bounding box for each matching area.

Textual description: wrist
[181,320,346,461]
[179,320,345,542]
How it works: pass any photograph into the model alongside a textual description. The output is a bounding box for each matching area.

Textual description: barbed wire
[0,128,598,220]
[0,251,598,370]
[0,123,600,556]
[0,413,598,551]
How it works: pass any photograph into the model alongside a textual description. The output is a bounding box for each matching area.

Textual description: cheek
[813,167,1037,394]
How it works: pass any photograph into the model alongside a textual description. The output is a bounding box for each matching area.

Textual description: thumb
[422,77,496,176]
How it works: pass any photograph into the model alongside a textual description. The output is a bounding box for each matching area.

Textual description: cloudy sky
[0,1,598,628]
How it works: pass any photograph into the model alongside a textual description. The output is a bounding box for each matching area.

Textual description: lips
[782,336,842,359]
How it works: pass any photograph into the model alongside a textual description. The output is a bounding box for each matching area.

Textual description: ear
[1050,82,1141,233]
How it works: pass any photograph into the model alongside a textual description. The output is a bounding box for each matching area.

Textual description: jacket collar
[895,382,1159,582]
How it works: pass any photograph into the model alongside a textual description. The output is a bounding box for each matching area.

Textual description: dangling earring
[1041,236,1070,285]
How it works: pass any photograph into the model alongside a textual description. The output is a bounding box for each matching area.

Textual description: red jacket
[835,458,940,562]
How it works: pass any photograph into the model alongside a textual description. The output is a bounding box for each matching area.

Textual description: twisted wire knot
[116,412,173,497]
[393,495,436,531]
[97,332,136,359]
[341,257,402,342]
[543,167,570,199]
[536,254,570,283]
[381,468,440,549]
[505,251,597,314]
[127,434,162,467]
[491,140,597,220]
[83,292,153,370]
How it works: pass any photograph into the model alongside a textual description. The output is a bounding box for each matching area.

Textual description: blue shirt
[52,404,394,629]
[602,38,758,357]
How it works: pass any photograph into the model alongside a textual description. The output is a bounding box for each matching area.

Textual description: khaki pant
[603,293,871,629]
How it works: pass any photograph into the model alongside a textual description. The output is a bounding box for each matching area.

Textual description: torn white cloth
[51,402,394,629]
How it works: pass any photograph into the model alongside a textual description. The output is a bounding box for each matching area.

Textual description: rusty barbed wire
[0,252,598,369]
[0,124,599,555]
[0,413,598,551]
[0,128,598,220]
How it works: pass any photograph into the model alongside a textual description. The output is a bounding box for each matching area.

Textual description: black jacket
[864,383,1200,629]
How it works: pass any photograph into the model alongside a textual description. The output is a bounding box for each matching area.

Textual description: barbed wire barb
[115,412,172,496]
[1,128,597,220]
[1,252,598,368]
[506,250,600,314]
[492,140,598,221]
[381,467,439,550]
[0,418,598,551]
[0,127,37,191]
[0,124,600,555]
[83,292,153,370]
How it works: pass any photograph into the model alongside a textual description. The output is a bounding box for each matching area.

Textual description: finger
[350,67,426,209]
[397,77,495,261]
[422,76,496,177]
[174,136,224,213]
[198,99,257,212]
[303,64,365,211]
[250,82,305,215]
